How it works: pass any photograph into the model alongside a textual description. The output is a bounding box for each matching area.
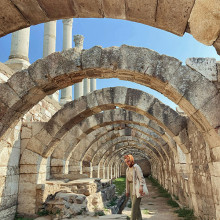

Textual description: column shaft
[83,78,91,95]
[43,21,58,102]
[5,27,30,71]
[74,82,83,99]
[60,19,73,105]
[90,78,97,92]
[43,21,56,58]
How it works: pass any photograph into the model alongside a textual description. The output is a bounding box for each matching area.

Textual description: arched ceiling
[0,0,219,53]
[1,45,219,149]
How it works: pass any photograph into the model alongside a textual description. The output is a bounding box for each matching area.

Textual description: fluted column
[43,21,59,102]
[60,19,73,105]
[5,27,30,71]
[90,79,97,92]
[74,35,84,99]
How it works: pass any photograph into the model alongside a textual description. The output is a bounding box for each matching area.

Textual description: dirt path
[122,178,180,220]
[36,179,182,220]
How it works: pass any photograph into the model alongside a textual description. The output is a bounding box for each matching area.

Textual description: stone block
[210,147,220,161]
[73,0,103,18]
[189,0,220,45]
[20,164,43,174]
[3,175,19,196]
[17,200,36,215]
[35,0,76,19]
[0,195,18,212]
[19,182,37,196]
[21,126,32,139]
[11,0,49,24]
[82,46,102,70]
[35,129,53,146]
[0,83,20,109]
[209,162,220,177]
[198,93,220,129]
[156,0,194,36]
[19,173,38,183]
[8,69,37,98]
[102,0,126,19]
[20,149,41,165]
[0,0,28,34]
[186,58,217,81]
[125,0,156,26]
[25,137,45,156]
[0,205,16,219]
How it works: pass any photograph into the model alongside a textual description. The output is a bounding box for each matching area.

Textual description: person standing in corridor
[124,154,146,220]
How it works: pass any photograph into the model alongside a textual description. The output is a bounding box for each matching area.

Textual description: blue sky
[0,18,219,110]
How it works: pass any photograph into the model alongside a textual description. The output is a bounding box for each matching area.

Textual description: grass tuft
[167,198,179,208]
[175,208,196,220]
[142,208,149,214]
[113,177,126,195]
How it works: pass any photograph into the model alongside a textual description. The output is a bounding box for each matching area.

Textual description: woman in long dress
[124,154,146,220]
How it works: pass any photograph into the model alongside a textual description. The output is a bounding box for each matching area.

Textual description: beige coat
[126,164,145,196]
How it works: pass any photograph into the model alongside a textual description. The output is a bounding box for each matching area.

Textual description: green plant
[174,195,179,200]
[175,208,196,220]
[142,208,149,214]
[37,209,50,216]
[167,198,179,208]
[94,210,105,216]
[14,213,33,220]
[113,177,126,195]
[106,196,118,207]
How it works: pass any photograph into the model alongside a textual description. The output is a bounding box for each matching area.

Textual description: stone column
[83,78,91,95]
[97,164,100,178]
[74,35,84,99]
[103,166,105,179]
[107,166,110,179]
[43,21,56,57]
[90,162,93,178]
[79,161,83,174]
[60,19,73,105]
[43,21,59,102]
[90,78,97,92]
[5,27,30,71]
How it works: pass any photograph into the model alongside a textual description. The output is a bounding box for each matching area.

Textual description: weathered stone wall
[151,119,218,220]
[0,67,61,219]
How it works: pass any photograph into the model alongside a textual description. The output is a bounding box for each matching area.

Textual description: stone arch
[62,108,174,162]
[20,87,187,165]
[77,127,168,161]
[78,126,169,165]
[50,108,177,176]
[70,138,164,178]
[1,45,219,152]
[106,148,154,179]
[99,143,159,169]
[100,147,154,179]
[89,135,166,164]
[1,1,219,52]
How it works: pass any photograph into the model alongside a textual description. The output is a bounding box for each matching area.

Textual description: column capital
[62,18,73,25]
[74,35,84,50]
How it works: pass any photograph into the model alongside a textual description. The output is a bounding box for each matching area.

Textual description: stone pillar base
[5,58,30,72]
[59,98,72,106]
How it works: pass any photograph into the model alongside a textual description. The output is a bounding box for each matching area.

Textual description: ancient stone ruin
[0,1,220,220]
